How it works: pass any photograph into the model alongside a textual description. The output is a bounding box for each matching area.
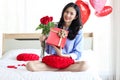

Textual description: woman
[26,2,89,72]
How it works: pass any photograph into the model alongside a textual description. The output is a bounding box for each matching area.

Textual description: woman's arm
[69,30,84,60]
[52,30,83,59]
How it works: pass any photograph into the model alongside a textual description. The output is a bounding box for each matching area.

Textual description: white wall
[0,0,113,75]
[82,0,113,73]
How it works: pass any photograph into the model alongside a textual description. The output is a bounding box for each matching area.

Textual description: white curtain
[0,0,26,33]
[112,0,120,79]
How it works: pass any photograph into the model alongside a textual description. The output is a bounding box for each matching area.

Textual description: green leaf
[36,26,41,30]
[47,22,55,27]
[35,24,45,30]
[36,22,55,36]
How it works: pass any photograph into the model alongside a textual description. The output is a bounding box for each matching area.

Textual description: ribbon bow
[57,29,67,38]
[57,30,67,47]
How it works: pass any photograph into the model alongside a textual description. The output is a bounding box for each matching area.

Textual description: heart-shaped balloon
[75,0,91,25]
[95,6,112,17]
[89,0,107,12]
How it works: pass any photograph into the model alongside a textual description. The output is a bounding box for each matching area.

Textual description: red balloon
[75,0,91,25]
[95,6,112,17]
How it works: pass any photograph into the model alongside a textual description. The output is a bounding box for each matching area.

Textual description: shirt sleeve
[71,30,84,60]
[45,44,55,54]
[69,53,78,60]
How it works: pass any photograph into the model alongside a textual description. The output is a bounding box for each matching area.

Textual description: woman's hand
[39,34,47,42]
[39,34,47,48]
[52,46,71,58]
[52,46,62,56]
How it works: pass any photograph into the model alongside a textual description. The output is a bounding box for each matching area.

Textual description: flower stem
[41,40,46,57]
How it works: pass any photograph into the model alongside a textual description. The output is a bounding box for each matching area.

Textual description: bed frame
[1,33,103,80]
[2,33,93,55]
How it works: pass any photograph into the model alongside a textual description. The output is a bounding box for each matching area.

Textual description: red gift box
[46,27,68,48]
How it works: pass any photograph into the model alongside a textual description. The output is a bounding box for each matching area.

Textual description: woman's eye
[65,11,69,14]
[70,12,74,15]
[65,10,74,16]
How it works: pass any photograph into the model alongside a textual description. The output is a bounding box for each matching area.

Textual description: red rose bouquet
[36,16,55,35]
[36,16,55,56]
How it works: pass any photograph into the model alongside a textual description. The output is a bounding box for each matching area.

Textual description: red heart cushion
[17,53,39,61]
[42,55,74,69]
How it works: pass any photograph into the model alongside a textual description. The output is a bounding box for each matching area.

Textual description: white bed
[0,33,102,80]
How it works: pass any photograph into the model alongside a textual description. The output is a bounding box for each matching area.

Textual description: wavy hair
[58,2,83,40]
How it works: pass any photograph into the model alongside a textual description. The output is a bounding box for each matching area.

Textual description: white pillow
[1,49,42,60]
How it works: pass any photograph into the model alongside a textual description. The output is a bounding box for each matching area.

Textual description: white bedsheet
[0,59,102,80]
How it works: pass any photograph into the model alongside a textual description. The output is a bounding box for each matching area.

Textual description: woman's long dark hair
[58,2,83,40]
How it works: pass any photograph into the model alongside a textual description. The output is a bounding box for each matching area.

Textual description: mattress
[0,49,102,80]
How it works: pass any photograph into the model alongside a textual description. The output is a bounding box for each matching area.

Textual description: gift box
[46,27,69,48]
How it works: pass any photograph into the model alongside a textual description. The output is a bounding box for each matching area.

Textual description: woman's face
[63,7,77,24]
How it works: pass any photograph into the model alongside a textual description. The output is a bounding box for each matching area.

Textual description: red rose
[40,16,53,25]
[36,15,55,35]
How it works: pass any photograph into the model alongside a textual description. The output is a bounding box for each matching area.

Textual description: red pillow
[42,55,74,69]
[16,53,39,61]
